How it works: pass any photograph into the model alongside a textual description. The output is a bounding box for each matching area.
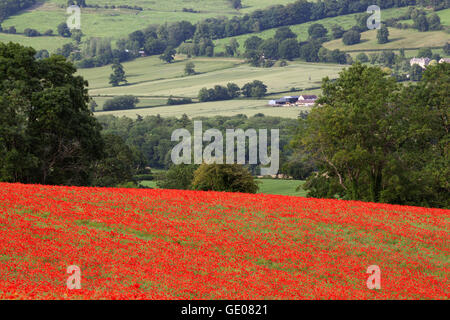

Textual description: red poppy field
[0,182,448,300]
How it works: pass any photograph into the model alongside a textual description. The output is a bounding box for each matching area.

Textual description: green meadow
[94,99,306,119]
[140,179,308,197]
[84,57,344,98]
[213,7,411,53]
[0,0,303,44]
[323,28,449,52]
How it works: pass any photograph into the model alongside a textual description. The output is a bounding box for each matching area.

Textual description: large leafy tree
[192,164,259,194]
[377,25,389,44]
[109,61,127,87]
[293,63,449,208]
[293,63,403,202]
[0,42,104,185]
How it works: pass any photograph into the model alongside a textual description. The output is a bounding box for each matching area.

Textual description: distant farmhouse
[269,95,318,107]
[410,57,431,69]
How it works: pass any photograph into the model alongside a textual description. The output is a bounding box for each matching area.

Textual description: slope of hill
[0,0,295,40]
[0,183,448,299]
[82,56,343,98]
[323,27,449,52]
[213,6,412,53]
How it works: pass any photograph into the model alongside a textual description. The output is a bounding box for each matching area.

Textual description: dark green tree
[57,22,72,37]
[109,61,127,87]
[410,64,424,81]
[377,25,389,44]
[444,42,450,55]
[331,25,345,39]
[0,42,103,185]
[342,30,361,45]
[192,164,259,194]
[292,64,402,202]
[92,134,145,187]
[160,47,176,63]
[274,26,297,42]
[185,61,196,75]
[308,23,328,40]
[278,39,300,60]
[157,164,198,189]
[418,47,433,58]
[244,36,263,52]
[414,14,429,32]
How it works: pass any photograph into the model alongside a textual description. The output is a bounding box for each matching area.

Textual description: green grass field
[140,179,307,197]
[0,0,301,46]
[0,32,71,52]
[80,56,244,90]
[93,97,169,111]
[257,179,307,197]
[323,28,449,52]
[94,99,306,119]
[84,57,344,98]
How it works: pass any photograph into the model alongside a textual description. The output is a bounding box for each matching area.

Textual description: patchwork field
[0,0,297,43]
[94,99,306,119]
[0,183,448,299]
[85,58,343,98]
[213,7,411,53]
[80,56,244,90]
[323,28,449,52]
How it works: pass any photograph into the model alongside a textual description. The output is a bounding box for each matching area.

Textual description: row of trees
[0,0,36,22]
[98,113,297,172]
[198,80,268,102]
[68,0,427,66]
[242,25,351,66]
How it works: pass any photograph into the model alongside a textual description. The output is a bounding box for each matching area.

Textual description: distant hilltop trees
[0,0,37,22]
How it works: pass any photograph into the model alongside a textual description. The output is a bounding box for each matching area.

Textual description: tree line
[57,0,444,68]
[0,0,36,22]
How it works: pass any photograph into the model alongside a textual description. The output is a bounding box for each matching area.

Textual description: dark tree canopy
[293,63,449,208]
[0,42,104,186]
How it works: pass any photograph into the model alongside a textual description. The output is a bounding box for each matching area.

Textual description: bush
[356,53,369,63]
[342,30,361,45]
[24,28,40,37]
[167,97,193,105]
[192,164,259,194]
[103,95,139,111]
[157,164,198,190]
[241,80,267,98]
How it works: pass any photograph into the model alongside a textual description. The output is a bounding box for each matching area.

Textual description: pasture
[85,58,344,98]
[213,7,411,53]
[323,28,449,52]
[80,56,244,90]
[0,0,300,44]
[94,99,306,119]
[139,179,307,197]
[257,179,307,197]
[0,32,70,52]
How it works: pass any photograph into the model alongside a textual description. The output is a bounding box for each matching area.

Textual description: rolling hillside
[0,183,448,299]
[0,0,296,41]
